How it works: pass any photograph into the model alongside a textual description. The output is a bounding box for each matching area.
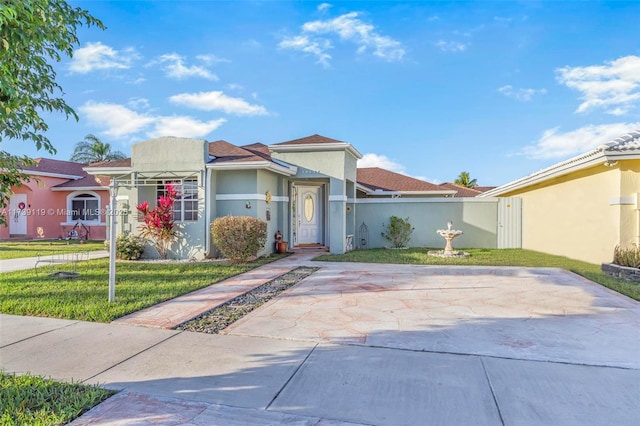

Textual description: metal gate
[497,197,522,248]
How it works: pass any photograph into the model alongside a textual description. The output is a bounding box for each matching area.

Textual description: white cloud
[127,97,150,110]
[318,3,332,12]
[280,11,404,66]
[70,42,139,73]
[556,55,640,116]
[169,91,268,115]
[279,35,333,67]
[79,101,226,140]
[150,53,219,80]
[434,40,468,52]
[79,102,155,138]
[520,122,640,159]
[195,54,230,65]
[148,116,226,138]
[498,85,547,101]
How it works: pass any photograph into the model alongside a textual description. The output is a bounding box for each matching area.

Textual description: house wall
[121,137,208,259]
[499,164,622,264]
[2,176,108,240]
[355,198,499,249]
[619,159,640,247]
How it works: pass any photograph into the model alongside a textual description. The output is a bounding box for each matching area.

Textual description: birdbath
[438,221,463,256]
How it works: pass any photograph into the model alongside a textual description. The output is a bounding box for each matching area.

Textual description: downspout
[636,192,640,246]
[204,168,211,257]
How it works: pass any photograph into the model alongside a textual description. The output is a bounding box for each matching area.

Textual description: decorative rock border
[601,263,640,283]
[177,266,318,334]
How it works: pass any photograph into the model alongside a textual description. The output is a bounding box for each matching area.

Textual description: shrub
[136,184,179,259]
[211,216,268,262]
[115,234,145,260]
[613,245,640,269]
[381,216,414,248]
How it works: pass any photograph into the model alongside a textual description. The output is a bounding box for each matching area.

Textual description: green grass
[0,240,105,260]
[315,248,640,301]
[0,255,285,322]
[0,371,114,425]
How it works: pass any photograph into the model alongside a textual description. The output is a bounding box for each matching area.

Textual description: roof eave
[84,166,133,175]
[50,186,109,191]
[268,143,363,159]
[207,161,297,176]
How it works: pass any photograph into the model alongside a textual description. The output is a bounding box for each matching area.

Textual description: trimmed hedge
[211,216,267,262]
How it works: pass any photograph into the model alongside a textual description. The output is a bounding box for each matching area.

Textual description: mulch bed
[176,266,318,334]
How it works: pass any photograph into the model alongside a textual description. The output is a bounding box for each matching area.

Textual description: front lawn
[0,255,284,322]
[0,240,105,260]
[315,248,640,301]
[0,372,114,425]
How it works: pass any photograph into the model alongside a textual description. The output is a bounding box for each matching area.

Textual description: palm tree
[454,171,478,188]
[70,134,126,164]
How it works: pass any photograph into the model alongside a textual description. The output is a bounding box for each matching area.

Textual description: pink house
[1,158,109,240]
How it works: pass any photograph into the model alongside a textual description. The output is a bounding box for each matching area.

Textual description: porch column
[328,177,347,254]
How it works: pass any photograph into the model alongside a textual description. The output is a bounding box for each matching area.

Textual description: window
[156,179,199,222]
[70,193,100,222]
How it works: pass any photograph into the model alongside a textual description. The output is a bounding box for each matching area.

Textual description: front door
[296,186,322,245]
[10,194,27,235]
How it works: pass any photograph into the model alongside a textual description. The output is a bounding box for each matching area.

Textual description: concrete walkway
[1,253,639,425]
[0,250,109,272]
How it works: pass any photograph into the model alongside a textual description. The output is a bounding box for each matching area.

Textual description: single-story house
[481,130,640,264]
[2,158,109,240]
[86,134,511,259]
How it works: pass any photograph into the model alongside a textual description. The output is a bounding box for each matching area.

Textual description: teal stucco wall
[355,198,499,249]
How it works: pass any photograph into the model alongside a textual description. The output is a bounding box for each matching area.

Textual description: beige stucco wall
[272,150,347,180]
[500,164,622,264]
[619,159,640,247]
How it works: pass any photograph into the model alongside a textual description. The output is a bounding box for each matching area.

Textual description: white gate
[497,197,522,248]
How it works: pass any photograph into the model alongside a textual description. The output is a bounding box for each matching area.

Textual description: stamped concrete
[112,251,319,329]
[224,262,640,368]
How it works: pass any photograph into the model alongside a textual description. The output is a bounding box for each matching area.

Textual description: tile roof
[21,158,86,177]
[438,183,484,197]
[273,134,347,146]
[482,129,640,197]
[599,129,640,152]
[357,167,445,192]
[208,140,270,163]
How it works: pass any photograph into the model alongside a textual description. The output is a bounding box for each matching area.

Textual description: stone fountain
[428,221,470,258]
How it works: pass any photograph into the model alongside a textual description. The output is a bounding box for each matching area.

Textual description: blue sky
[6,0,640,186]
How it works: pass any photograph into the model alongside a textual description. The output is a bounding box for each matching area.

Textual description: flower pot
[276,241,288,254]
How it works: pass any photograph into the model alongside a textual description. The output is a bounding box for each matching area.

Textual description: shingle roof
[208,140,270,163]
[52,174,109,189]
[357,167,445,192]
[241,142,272,160]
[87,158,132,168]
[273,134,347,146]
[21,158,85,177]
[438,183,484,197]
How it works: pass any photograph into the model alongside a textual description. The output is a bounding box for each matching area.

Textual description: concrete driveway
[224,262,640,369]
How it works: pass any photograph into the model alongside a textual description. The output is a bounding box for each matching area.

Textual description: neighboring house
[438,183,484,197]
[86,134,521,259]
[482,130,640,264]
[1,158,109,240]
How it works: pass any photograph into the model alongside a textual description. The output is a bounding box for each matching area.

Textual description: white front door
[10,194,27,235]
[296,186,322,245]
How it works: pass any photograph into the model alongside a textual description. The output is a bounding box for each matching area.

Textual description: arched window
[67,192,100,222]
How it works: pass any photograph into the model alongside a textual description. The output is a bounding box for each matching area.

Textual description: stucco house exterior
[2,158,109,240]
[482,130,640,264]
[86,134,516,259]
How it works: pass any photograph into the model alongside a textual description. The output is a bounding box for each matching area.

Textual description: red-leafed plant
[136,184,179,259]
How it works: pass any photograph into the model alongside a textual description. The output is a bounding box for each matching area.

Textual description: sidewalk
[0,250,109,272]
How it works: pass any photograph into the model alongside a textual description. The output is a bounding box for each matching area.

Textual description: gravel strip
[176,266,318,334]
